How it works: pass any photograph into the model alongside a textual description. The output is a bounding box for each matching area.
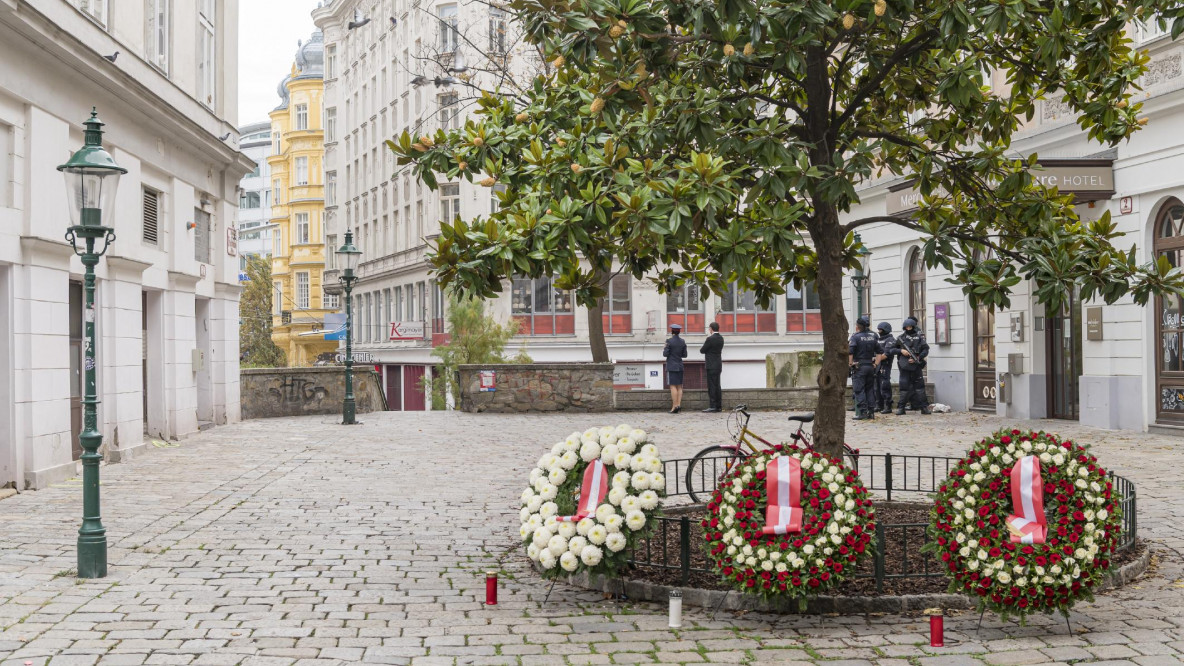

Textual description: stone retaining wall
[615,385,936,411]
[241,367,386,419]
[457,363,614,413]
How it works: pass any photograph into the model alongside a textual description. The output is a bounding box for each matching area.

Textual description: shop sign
[336,351,374,363]
[479,370,497,392]
[613,364,645,385]
[886,160,1114,216]
[933,303,951,345]
[1086,307,1104,341]
[389,321,425,340]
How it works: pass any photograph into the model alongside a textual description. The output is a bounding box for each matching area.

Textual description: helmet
[877,321,892,335]
[856,315,870,328]
[903,317,918,330]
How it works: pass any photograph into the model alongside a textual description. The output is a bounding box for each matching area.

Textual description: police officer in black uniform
[848,316,882,420]
[874,322,896,414]
[895,317,931,415]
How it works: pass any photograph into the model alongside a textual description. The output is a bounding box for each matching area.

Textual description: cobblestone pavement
[1,409,1183,665]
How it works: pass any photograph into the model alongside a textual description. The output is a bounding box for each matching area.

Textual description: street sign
[479,370,496,392]
[237,271,249,282]
[336,352,373,363]
[389,321,425,340]
[226,226,238,256]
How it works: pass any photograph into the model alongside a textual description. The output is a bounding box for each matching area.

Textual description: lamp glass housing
[63,168,121,227]
[336,232,362,273]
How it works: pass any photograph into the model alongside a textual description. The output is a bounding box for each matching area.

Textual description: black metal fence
[635,454,1138,593]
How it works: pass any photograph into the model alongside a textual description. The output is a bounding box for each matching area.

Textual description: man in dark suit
[700,322,725,412]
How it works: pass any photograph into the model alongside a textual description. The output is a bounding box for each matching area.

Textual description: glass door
[1048,293,1083,420]
[973,303,997,408]
[1155,203,1184,422]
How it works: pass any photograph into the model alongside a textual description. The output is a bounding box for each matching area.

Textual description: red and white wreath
[703,445,875,602]
[927,429,1122,618]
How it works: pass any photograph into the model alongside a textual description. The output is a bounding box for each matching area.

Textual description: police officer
[874,322,896,414]
[895,317,931,415]
[848,316,882,420]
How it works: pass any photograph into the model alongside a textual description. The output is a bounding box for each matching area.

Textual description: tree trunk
[808,204,850,459]
[587,297,609,362]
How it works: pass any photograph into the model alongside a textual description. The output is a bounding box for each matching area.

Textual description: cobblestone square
[1,411,1182,665]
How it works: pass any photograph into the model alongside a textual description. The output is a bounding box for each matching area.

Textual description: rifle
[899,336,927,369]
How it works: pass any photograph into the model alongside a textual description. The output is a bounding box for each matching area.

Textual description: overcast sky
[238,0,324,127]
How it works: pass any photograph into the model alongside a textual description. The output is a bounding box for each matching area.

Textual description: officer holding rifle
[894,317,931,415]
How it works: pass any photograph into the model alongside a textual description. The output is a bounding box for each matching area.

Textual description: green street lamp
[335,231,362,425]
[58,108,126,579]
[851,232,871,323]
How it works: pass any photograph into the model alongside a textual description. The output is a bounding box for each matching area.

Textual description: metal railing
[637,454,1139,593]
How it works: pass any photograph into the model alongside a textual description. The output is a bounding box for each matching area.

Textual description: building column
[16,238,75,489]
[98,256,152,462]
[165,271,200,439]
[211,282,243,425]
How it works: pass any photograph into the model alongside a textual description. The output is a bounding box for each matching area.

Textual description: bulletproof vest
[851,330,878,363]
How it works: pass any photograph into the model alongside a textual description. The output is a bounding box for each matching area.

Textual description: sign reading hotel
[886,160,1115,216]
[389,321,425,341]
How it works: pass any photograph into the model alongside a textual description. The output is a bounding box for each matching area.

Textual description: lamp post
[58,108,126,579]
[851,232,871,323]
[335,231,362,424]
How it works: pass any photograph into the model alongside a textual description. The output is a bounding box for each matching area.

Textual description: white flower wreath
[521,425,665,577]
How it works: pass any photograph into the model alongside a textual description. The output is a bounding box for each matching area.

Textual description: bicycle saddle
[787,413,815,423]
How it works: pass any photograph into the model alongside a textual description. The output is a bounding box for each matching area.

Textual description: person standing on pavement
[895,317,931,415]
[700,322,725,412]
[848,316,883,420]
[874,322,897,414]
[663,323,688,414]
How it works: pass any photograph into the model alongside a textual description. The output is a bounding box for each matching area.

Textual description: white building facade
[0,0,252,490]
[235,121,273,262]
[841,23,1184,434]
[312,0,831,410]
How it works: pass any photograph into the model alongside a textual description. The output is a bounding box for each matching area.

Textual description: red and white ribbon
[1006,455,1047,544]
[762,456,803,535]
[556,460,609,522]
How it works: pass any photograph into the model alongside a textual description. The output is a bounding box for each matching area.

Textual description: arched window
[908,248,926,330]
[1155,202,1184,421]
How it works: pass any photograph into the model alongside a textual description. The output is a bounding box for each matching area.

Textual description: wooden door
[403,366,427,411]
[385,366,402,411]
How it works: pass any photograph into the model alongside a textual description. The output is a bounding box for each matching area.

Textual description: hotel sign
[885,160,1115,216]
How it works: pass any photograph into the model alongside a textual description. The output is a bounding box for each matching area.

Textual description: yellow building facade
[269,32,337,366]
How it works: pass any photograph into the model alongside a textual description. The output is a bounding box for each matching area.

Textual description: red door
[385,365,402,411]
[403,365,427,411]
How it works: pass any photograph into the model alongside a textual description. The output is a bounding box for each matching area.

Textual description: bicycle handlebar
[733,404,748,413]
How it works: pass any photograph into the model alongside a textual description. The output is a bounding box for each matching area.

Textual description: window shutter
[142,188,159,245]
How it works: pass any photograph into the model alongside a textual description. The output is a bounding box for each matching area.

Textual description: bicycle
[683,405,860,504]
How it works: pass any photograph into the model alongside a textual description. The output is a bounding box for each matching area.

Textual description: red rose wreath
[702,445,875,604]
[926,429,1123,619]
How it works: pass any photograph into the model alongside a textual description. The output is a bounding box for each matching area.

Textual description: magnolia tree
[393,0,1184,456]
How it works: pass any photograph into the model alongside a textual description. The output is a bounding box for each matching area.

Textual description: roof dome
[295,30,324,77]
[274,72,292,111]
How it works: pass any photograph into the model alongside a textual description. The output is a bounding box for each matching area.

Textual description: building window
[325,107,337,142]
[489,8,507,54]
[146,0,169,72]
[491,183,507,214]
[273,281,283,315]
[295,104,309,130]
[417,282,428,336]
[785,281,821,332]
[908,248,927,331]
[325,234,337,269]
[438,93,459,130]
[272,179,281,205]
[439,183,460,223]
[667,283,704,332]
[432,281,446,335]
[295,212,310,244]
[194,208,211,263]
[511,276,575,336]
[439,4,458,53]
[326,171,337,207]
[394,286,404,322]
[406,286,417,327]
[248,161,261,178]
[326,44,337,78]
[295,157,309,185]
[717,284,776,333]
[142,187,161,245]
[296,272,310,310]
[602,274,632,335]
[197,0,215,107]
[76,0,107,26]
[239,191,260,209]
[1135,16,1171,44]
[324,292,340,309]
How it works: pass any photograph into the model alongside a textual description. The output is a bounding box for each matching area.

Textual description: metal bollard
[485,571,498,605]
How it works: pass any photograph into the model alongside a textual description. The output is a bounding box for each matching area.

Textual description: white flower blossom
[580,544,604,566]
[605,532,627,552]
[560,551,579,572]
[625,510,647,531]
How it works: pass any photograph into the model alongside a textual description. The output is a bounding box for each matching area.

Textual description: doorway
[385,365,402,411]
[1048,294,1083,420]
[69,281,84,460]
[1154,201,1184,423]
[403,366,426,411]
[195,298,212,426]
[972,302,997,409]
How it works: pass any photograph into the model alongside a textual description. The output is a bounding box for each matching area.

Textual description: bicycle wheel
[685,445,749,505]
[842,445,861,475]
